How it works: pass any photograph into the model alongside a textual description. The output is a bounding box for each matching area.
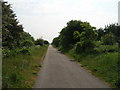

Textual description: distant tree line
[52,20,120,53]
[2,1,49,57]
[97,24,120,45]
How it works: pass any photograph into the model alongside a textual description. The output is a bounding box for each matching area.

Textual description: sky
[118,1,120,25]
[5,0,119,43]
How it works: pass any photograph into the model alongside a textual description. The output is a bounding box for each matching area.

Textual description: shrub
[75,41,95,53]
[101,33,115,45]
[82,41,95,52]
[44,40,49,45]
[94,44,118,54]
[52,37,60,47]
[20,40,34,48]
[17,48,30,55]
[35,38,44,46]
[3,49,17,57]
[115,77,120,88]
[75,42,83,53]
[10,72,23,83]
[3,49,11,57]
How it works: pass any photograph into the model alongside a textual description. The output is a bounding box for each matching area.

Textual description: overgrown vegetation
[3,45,48,88]
[52,20,119,88]
[2,1,49,88]
[2,1,49,55]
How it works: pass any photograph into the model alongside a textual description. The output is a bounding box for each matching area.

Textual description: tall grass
[65,44,119,88]
[2,45,48,88]
[80,52,118,88]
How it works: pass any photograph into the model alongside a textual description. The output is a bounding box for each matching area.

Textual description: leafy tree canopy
[2,1,24,49]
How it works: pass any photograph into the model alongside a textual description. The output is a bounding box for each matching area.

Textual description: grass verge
[2,45,48,88]
[65,45,119,88]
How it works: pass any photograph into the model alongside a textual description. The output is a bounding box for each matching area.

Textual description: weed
[65,44,119,88]
[2,45,48,88]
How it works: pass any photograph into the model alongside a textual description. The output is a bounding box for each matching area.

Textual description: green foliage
[10,72,23,83]
[97,24,120,43]
[65,46,119,88]
[59,20,82,48]
[3,48,31,57]
[20,32,34,42]
[2,1,23,49]
[79,52,119,88]
[17,48,31,55]
[94,44,118,53]
[2,1,48,58]
[52,20,97,51]
[2,49,20,57]
[96,28,105,40]
[2,1,36,51]
[73,31,81,41]
[60,20,80,48]
[35,38,44,46]
[52,36,60,47]
[19,32,35,47]
[52,20,119,88]
[82,41,95,52]
[75,41,95,53]
[2,1,49,88]
[52,20,99,56]
[75,42,82,53]
[3,46,48,88]
[44,40,49,45]
[20,40,34,48]
[52,20,119,54]
[101,33,115,45]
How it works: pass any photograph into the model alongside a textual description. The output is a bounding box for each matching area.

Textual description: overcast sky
[5,0,119,43]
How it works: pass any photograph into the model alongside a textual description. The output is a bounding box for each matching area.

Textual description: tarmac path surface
[34,45,110,88]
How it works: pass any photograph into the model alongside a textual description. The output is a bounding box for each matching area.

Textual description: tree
[35,38,44,46]
[97,23,120,43]
[20,40,34,48]
[73,31,81,42]
[52,37,60,47]
[60,20,83,49]
[96,28,105,40]
[59,20,97,50]
[104,24,120,43]
[44,40,49,45]
[20,32,34,42]
[101,32,115,45]
[2,1,23,49]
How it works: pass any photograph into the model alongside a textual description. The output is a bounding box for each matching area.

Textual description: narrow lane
[34,45,110,88]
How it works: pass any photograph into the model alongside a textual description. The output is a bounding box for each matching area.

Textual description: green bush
[20,40,34,48]
[17,48,30,55]
[3,49,10,57]
[82,41,95,52]
[101,33,115,45]
[75,41,95,53]
[75,42,83,53]
[35,38,44,46]
[3,49,17,57]
[10,72,23,83]
[3,45,48,88]
[115,77,120,88]
[44,40,49,45]
[3,48,31,57]
[94,44,118,54]
[52,37,60,47]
